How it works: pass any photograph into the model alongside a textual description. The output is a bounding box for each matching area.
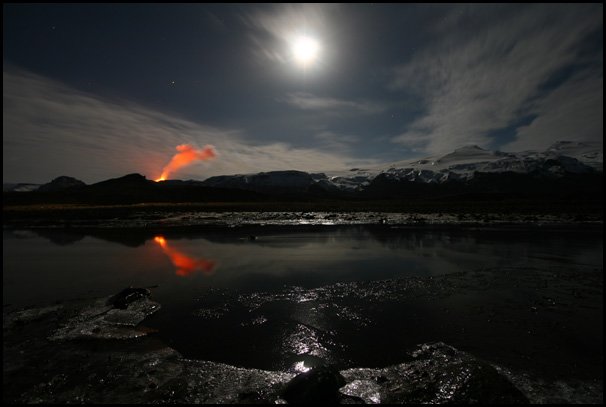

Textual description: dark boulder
[377,342,529,404]
[106,287,151,310]
[280,365,346,404]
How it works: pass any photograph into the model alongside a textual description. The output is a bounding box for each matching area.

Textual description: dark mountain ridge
[3,142,602,206]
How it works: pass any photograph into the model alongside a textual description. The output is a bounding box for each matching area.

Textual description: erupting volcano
[156,144,217,181]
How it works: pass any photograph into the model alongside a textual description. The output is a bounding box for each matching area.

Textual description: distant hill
[3,173,267,205]
[3,183,41,192]
[37,176,86,192]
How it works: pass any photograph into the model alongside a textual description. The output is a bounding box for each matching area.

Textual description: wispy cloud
[240,4,338,65]
[3,68,360,183]
[313,131,359,152]
[390,4,603,154]
[502,70,603,152]
[282,92,386,116]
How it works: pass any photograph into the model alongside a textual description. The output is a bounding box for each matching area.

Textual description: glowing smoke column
[154,236,216,277]
[156,144,216,181]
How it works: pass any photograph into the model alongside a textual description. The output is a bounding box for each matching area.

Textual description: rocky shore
[4,278,602,404]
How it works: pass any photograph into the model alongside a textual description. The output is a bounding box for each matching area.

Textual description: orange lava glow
[156,144,216,181]
[154,236,216,277]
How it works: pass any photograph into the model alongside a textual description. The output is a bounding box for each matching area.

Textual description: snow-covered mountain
[544,141,602,172]
[201,170,327,193]
[201,141,602,193]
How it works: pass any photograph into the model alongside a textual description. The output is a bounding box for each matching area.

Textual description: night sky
[3,3,603,183]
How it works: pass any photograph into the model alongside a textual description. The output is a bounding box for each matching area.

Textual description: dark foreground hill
[2,172,603,217]
[3,173,267,206]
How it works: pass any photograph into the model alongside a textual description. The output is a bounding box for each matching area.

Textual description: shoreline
[3,208,603,229]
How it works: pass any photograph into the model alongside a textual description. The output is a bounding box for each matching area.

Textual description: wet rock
[494,365,604,405]
[193,305,231,319]
[341,342,529,404]
[340,379,382,404]
[170,360,293,404]
[241,315,268,327]
[106,287,151,310]
[49,290,160,341]
[3,304,63,328]
[4,305,599,407]
[19,345,184,404]
[280,365,346,404]
[282,323,331,360]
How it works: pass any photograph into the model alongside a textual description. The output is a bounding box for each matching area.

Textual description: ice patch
[49,296,161,341]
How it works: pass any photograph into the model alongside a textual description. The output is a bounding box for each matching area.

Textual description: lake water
[3,225,603,383]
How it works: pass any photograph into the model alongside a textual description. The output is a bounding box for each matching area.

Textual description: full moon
[292,36,320,67]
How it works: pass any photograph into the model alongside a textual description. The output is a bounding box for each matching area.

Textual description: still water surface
[3,225,603,379]
[4,226,601,308]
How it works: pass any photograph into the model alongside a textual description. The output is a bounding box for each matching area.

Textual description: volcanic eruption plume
[156,144,217,181]
[154,236,216,277]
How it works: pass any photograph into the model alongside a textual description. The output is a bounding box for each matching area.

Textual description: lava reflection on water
[154,236,216,277]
